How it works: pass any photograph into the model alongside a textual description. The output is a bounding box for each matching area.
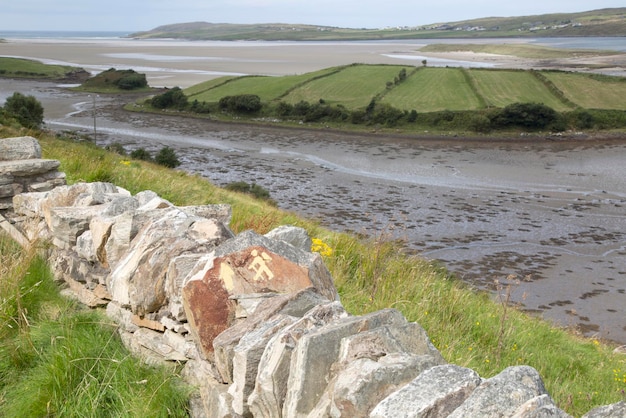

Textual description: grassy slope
[468,69,572,110]
[381,67,483,111]
[543,72,626,110]
[0,57,79,79]
[0,235,189,417]
[280,65,408,108]
[0,125,619,416]
[128,8,626,40]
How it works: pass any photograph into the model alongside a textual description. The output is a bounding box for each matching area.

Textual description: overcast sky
[1,1,624,32]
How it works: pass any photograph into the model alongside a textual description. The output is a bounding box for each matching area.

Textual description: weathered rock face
[182,230,339,359]
[0,136,66,210]
[4,137,622,418]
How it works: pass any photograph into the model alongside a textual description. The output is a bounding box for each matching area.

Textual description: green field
[542,72,626,110]
[381,67,483,111]
[466,69,572,110]
[0,57,80,79]
[187,67,340,102]
[280,65,408,109]
[182,64,626,115]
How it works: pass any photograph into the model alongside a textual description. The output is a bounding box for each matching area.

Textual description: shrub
[3,92,44,129]
[469,114,492,133]
[130,147,152,161]
[190,99,211,114]
[105,142,127,155]
[570,110,595,129]
[113,70,148,90]
[151,87,188,110]
[224,181,275,205]
[218,94,262,113]
[490,102,558,130]
[154,146,181,168]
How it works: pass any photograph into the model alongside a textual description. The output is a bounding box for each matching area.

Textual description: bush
[151,87,188,110]
[130,147,152,161]
[116,71,148,90]
[218,94,262,113]
[3,92,44,129]
[224,181,275,205]
[490,102,558,130]
[105,142,127,155]
[154,146,181,168]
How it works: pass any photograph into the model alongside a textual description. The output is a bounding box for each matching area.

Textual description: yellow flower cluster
[614,368,626,385]
[120,160,132,166]
[311,238,333,257]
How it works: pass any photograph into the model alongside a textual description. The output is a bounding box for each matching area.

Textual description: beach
[1,37,625,343]
[3,36,626,88]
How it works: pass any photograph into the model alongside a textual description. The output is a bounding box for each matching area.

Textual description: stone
[182,360,233,418]
[321,353,443,418]
[132,315,166,332]
[108,208,231,314]
[61,276,109,308]
[183,241,338,358]
[229,314,296,416]
[180,204,232,225]
[265,225,312,252]
[213,288,330,382]
[48,205,106,250]
[49,249,108,286]
[613,345,626,355]
[214,230,338,301]
[511,394,572,418]
[166,254,210,321]
[282,308,409,418]
[448,366,549,418]
[106,301,139,333]
[337,322,444,364]
[248,301,348,418]
[0,136,42,160]
[130,328,187,362]
[582,401,626,418]
[370,364,482,418]
[310,322,446,417]
[0,159,59,176]
[75,229,96,262]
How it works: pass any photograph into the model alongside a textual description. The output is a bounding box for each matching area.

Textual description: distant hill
[129,8,626,41]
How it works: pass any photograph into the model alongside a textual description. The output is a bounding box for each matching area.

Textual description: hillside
[129,8,626,40]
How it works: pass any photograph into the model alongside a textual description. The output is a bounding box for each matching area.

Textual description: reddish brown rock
[183,245,335,358]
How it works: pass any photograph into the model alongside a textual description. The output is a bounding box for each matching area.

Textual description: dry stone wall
[0,136,66,210]
[3,136,625,418]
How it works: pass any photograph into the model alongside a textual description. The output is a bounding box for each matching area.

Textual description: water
[0,30,130,39]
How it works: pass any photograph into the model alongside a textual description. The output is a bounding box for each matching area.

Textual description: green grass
[542,72,626,110]
[186,67,339,103]
[381,67,483,111]
[8,128,621,417]
[0,233,189,417]
[467,69,573,111]
[281,65,409,109]
[0,57,79,79]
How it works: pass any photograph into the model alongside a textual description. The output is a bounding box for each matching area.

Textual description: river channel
[2,77,626,344]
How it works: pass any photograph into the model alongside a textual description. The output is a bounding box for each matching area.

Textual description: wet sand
[3,36,626,88]
[1,38,625,343]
